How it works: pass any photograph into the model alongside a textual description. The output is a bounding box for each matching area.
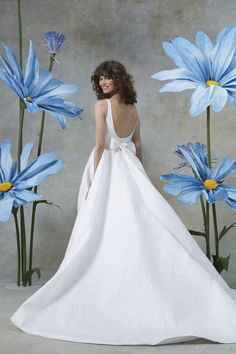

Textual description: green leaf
[219,223,236,240]
[33,267,41,280]
[22,267,41,286]
[188,229,206,237]
[212,254,231,273]
[34,199,63,211]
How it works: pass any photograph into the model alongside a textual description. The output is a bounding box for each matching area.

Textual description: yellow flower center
[205,80,220,87]
[0,181,13,192]
[203,179,218,190]
[25,96,32,101]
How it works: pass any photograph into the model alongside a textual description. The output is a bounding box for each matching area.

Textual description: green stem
[17,0,24,166]
[18,103,26,286]
[199,194,208,251]
[17,0,22,69]
[16,0,27,286]
[207,106,211,169]
[193,171,207,250]
[17,102,25,170]
[207,107,220,261]
[207,106,219,257]
[28,53,56,285]
[205,105,211,260]
[205,201,211,259]
[12,208,21,286]
[212,203,219,257]
[20,205,27,286]
[200,194,206,221]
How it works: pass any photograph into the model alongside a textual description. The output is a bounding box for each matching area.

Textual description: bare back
[109,97,139,139]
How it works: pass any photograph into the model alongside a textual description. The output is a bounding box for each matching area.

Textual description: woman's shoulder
[94,99,108,109]
[129,102,138,116]
[94,99,108,108]
[94,99,108,118]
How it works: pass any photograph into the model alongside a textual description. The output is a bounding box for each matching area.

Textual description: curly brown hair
[90,60,137,104]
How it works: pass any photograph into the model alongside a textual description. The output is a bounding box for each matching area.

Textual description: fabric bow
[109,136,136,154]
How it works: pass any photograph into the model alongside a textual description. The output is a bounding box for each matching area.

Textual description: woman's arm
[93,100,106,176]
[85,100,106,200]
[132,108,143,164]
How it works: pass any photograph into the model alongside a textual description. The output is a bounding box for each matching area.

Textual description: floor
[1,271,236,354]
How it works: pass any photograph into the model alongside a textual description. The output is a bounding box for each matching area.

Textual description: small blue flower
[151,24,236,117]
[173,142,217,171]
[160,143,236,209]
[0,40,83,129]
[0,139,63,222]
[43,31,66,54]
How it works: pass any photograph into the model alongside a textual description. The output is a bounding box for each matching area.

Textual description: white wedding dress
[10,99,236,345]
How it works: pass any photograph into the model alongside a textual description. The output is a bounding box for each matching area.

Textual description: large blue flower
[160,143,236,209]
[43,31,66,54]
[0,40,83,128]
[151,24,236,117]
[0,139,63,222]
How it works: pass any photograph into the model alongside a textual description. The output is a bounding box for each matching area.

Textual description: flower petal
[162,41,188,68]
[172,36,207,81]
[29,70,53,97]
[212,157,236,181]
[0,68,25,98]
[177,188,203,204]
[177,145,209,181]
[17,160,63,188]
[24,40,40,88]
[226,198,236,210]
[195,31,213,55]
[11,189,42,206]
[189,85,214,117]
[20,140,35,171]
[160,80,199,92]
[0,42,23,82]
[35,83,78,102]
[25,99,39,113]
[0,193,14,222]
[195,31,213,78]
[151,68,198,81]
[203,188,228,203]
[219,67,236,87]
[36,99,83,126]
[160,173,200,183]
[49,112,67,129]
[0,139,12,181]
[210,86,228,112]
[12,151,58,184]
[212,25,236,81]
[219,183,236,193]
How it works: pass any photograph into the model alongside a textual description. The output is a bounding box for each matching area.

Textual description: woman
[10,60,236,346]
[87,60,142,198]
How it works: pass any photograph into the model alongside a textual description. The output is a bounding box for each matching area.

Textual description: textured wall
[1,0,236,285]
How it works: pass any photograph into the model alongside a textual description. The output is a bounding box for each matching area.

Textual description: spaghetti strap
[132,119,138,133]
[105,99,113,134]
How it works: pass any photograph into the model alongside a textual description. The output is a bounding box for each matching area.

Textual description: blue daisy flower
[160,143,236,208]
[151,24,236,117]
[0,40,83,128]
[0,139,63,222]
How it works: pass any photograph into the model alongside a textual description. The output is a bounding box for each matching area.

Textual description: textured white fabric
[10,99,236,345]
